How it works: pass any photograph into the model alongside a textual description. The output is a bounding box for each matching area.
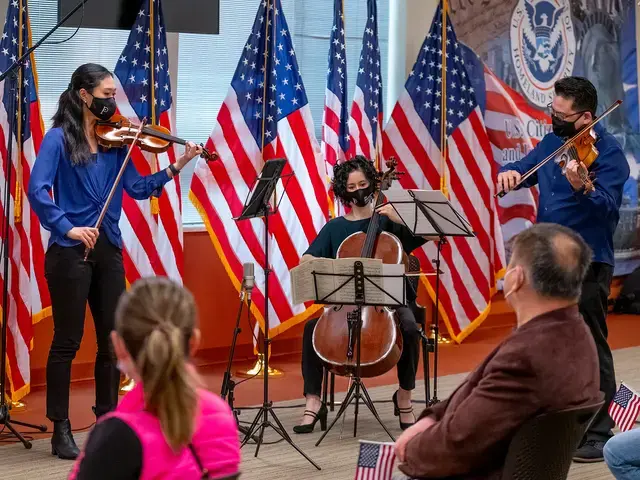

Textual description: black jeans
[44,236,125,422]
[302,303,422,397]
[579,262,616,442]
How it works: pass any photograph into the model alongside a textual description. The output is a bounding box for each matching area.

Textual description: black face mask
[552,115,578,139]
[89,95,117,121]
[345,184,375,207]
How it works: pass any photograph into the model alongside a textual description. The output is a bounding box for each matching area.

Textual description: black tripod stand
[234,159,319,470]
[312,261,406,446]
[383,189,475,406]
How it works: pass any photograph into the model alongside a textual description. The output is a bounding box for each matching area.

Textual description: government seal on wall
[510,0,576,108]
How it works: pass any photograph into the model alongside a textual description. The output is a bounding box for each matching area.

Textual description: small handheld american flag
[355,440,397,480]
[609,382,640,432]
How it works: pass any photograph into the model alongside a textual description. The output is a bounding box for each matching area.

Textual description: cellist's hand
[565,159,586,191]
[376,203,403,225]
[497,170,522,194]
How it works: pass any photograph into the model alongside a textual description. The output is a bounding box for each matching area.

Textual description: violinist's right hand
[67,227,99,249]
[497,170,522,195]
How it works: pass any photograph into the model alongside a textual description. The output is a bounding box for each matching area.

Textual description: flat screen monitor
[58,0,220,35]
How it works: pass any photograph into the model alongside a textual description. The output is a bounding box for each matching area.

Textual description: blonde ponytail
[115,277,200,451]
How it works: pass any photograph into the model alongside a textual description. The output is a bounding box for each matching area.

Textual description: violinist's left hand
[376,203,403,225]
[175,141,204,170]
[566,159,587,191]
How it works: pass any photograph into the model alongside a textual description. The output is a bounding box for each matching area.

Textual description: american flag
[112,0,183,284]
[382,3,505,343]
[348,0,383,166]
[0,0,49,401]
[355,441,396,480]
[322,0,349,218]
[609,383,640,432]
[189,0,329,336]
[482,65,545,246]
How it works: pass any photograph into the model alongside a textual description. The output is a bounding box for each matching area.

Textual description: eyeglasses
[546,103,588,121]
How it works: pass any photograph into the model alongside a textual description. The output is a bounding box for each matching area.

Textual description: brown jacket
[399,305,600,480]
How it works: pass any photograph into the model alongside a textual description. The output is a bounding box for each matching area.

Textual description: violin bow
[84,118,148,261]
[495,100,622,198]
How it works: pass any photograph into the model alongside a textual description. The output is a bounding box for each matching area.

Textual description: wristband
[169,164,180,176]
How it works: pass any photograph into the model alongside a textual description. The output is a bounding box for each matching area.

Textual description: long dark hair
[53,63,113,166]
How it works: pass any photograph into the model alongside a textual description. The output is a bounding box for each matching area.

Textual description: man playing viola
[497,76,630,462]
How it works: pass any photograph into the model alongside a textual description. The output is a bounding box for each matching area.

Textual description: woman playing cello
[293,155,436,434]
[27,63,203,460]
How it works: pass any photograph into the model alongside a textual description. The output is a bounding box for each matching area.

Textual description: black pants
[302,303,421,397]
[44,236,125,422]
[579,262,616,442]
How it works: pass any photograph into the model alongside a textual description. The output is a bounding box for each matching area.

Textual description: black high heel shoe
[292,404,328,434]
[392,390,415,430]
[51,419,80,460]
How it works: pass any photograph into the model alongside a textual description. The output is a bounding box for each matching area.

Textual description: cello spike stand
[314,261,397,446]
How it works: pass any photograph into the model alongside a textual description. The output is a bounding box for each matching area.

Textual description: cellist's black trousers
[44,236,124,421]
[302,302,422,397]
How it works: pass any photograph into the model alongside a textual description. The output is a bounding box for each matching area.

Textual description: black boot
[51,419,80,460]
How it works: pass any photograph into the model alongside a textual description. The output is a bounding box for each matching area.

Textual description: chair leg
[322,368,328,406]
[330,372,335,411]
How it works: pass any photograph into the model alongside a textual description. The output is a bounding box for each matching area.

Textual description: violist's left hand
[375,203,403,225]
[175,141,204,170]
[565,159,587,191]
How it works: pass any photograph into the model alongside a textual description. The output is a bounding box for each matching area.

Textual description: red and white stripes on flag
[0,0,50,401]
[112,0,183,286]
[322,0,350,218]
[382,4,505,343]
[189,0,329,337]
[348,0,384,166]
[609,383,640,432]
[355,441,397,480]
[483,66,546,244]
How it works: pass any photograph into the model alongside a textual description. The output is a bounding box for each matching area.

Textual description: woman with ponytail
[69,277,241,480]
[27,63,203,460]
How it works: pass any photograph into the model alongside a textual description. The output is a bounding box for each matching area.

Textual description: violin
[95,113,217,161]
[496,100,622,198]
[312,158,405,378]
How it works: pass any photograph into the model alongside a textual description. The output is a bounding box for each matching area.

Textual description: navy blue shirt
[499,123,630,266]
[28,127,172,249]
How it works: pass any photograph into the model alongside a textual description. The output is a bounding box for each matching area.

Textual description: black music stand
[233,158,320,470]
[311,260,407,446]
[383,189,475,405]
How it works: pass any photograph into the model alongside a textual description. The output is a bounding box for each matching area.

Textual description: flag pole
[148,0,159,215]
[237,0,283,378]
[14,0,23,224]
[439,0,448,197]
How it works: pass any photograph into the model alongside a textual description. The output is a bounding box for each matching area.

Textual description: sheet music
[290,258,406,306]
[382,189,438,236]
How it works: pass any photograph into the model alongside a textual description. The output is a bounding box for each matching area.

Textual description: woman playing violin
[27,63,202,460]
[496,76,629,462]
[293,156,436,434]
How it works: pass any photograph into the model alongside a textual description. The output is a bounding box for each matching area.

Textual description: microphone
[242,262,255,301]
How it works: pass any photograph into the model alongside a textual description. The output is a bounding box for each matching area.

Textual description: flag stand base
[236,354,284,378]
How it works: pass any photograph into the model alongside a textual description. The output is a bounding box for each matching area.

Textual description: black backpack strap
[188,443,210,479]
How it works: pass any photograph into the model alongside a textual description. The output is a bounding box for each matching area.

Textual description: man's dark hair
[554,77,598,116]
[331,156,379,205]
[511,223,592,299]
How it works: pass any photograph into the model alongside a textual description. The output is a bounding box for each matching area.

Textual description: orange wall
[29,231,307,387]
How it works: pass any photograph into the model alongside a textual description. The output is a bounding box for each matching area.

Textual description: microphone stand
[220,283,259,443]
[0,0,92,449]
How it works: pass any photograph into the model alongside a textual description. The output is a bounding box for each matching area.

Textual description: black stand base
[315,377,395,447]
[0,404,47,449]
[242,403,321,470]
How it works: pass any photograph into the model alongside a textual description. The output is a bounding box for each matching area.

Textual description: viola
[95,114,217,161]
[312,158,406,378]
[496,100,622,198]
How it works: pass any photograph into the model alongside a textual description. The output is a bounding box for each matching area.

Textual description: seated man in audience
[395,223,602,479]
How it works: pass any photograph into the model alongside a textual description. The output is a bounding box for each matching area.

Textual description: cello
[312,158,407,378]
